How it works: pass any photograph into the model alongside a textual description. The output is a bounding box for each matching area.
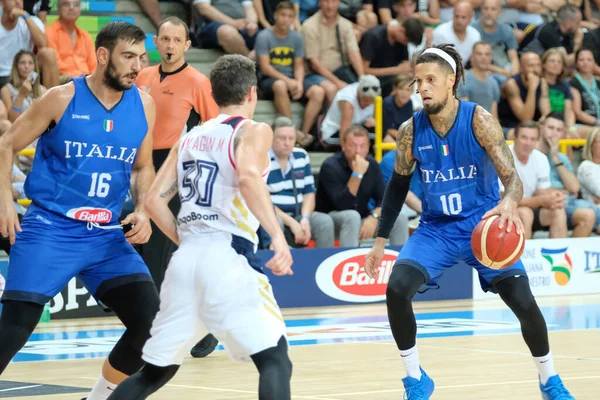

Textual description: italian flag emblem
[441,144,449,156]
[103,119,114,132]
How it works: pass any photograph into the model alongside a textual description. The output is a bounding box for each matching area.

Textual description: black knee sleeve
[0,301,44,374]
[386,264,426,351]
[100,281,160,375]
[251,336,292,400]
[106,363,180,400]
[495,276,549,357]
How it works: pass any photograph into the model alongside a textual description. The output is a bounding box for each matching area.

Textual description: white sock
[87,373,118,400]
[534,351,557,385]
[400,345,422,380]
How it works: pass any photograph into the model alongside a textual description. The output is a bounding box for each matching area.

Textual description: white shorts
[142,232,287,366]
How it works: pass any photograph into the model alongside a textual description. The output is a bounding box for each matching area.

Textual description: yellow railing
[373,97,588,162]
[16,149,34,206]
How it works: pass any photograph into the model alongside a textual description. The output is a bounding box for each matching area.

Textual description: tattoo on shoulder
[395,118,415,175]
[472,107,523,202]
[160,181,178,198]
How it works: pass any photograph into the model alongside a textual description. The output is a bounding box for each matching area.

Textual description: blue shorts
[198,22,256,51]
[1,204,152,305]
[397,212,527,293]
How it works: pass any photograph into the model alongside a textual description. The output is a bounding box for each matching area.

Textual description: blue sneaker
[402,368,435,399]
[540,375,575,399]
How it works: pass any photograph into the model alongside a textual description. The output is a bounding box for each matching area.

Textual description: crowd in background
[2,0,600,253]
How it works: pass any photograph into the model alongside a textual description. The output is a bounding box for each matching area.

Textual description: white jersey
[176,114,268,245]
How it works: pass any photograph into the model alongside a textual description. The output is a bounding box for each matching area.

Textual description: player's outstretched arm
[473,106,524,234]
[121,91,156,244]
[364,118,416,279]
[0,85,71,243]
[235,122,293,276]
[145,140,180,246]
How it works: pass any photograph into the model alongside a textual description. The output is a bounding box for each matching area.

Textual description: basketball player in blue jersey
[0,21,162,400]
[364,44,575,400]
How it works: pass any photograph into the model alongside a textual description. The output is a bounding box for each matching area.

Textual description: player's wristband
[351,172,363,179]
[12,106,22,112]
[376,171,412,239]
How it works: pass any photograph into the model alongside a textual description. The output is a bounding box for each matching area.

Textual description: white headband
[422,48,457,74]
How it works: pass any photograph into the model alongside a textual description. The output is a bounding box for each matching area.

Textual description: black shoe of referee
[190,334,219,358]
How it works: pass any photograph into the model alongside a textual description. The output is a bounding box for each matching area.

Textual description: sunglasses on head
[362,86,380,92]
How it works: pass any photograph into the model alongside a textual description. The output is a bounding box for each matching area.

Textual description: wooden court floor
[2,294,599,399]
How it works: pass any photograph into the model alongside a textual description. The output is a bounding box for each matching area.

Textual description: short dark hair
[342,125,369,143]
[543,112,565,123]
[575,47,594,63]
[402,18,425,46]
[95,21,146,54]
[276,0,295,12]
[210,55,257,107]
[158,16,190,41]
[472,40,491,52]
[515,120,540,138]
[416,44,465,96]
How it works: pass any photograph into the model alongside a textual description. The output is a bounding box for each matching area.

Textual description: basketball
[471,215,525,270]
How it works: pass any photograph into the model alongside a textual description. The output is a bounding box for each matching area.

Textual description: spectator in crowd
[320,74,379,146]
[359,18,423,96]
[570,48,600,135]
[1,50,46,123]
[509,120,568,239]
[389,0,441,26]
[458,41,500,117]
[267,117,335,247]
[541,48,576,133]
[497,52,550,138]
[382,74,413,142]
[582,24,600,75]
[337,0,378,42]
[537,112,598,236]
[302,0,364,103]
[519,4,583,67]
[295,0,319,25]
[0,0,51,23]
[255,1,324,147]
[432,1,481,66]
[316,125,409,247]
[389,0,434,60]
[578,127,600,207]
[253,0,292,28]
[0,0,58,88]
[473,0,520,83]
[195,0,259,59]
[46,0,97,84]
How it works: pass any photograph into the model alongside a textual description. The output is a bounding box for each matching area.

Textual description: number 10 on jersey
[440,193,462,215]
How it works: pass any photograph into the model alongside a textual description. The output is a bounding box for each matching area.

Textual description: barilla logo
[315,249,399,303]
[67,207,112,223]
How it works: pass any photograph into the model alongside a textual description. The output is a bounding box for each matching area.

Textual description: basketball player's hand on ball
[0,190,22,244]
[266,236,293,276]
[121,211,152,244]
[482,198,524,235]
[364,239,386,279]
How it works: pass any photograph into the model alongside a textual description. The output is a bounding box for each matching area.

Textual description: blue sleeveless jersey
[412,101,500,226]
[24,76,148,225]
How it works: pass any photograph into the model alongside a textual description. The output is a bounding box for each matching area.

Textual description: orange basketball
[471,215,525,270]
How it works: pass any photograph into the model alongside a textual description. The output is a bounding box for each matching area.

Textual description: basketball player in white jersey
[106,54,294,400]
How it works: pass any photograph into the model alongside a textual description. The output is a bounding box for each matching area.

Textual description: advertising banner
[0,245,474,319]
[473,237,600,299]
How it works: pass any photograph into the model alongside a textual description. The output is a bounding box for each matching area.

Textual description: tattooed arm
[473,106,525,233]
[145,139,181,246]
[394,118,416,175]
[365,119,416,279]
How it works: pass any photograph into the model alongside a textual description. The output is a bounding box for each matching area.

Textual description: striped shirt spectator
[266,116,334,248]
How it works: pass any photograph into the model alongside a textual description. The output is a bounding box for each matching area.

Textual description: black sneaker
[190,334,219,358]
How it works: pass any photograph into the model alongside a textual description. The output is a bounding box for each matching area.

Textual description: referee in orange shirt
[136,16,219,358]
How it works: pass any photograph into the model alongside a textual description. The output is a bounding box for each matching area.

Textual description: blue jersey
[24,76,147,225]
[412,100,500,226]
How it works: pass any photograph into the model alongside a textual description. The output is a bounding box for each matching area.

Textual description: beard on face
[423,92,448,115]
[103,55,136,91]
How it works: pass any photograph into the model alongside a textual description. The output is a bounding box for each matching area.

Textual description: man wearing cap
[320,74,381,146]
